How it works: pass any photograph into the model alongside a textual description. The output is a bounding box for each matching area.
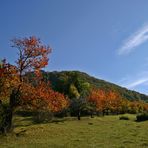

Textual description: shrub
[119,116,129,120]
[16,110,36,117]
[33,110,53,123]
[136,113,148,122]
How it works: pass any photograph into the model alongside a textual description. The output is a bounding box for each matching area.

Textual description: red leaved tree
[21,81,69,113]
[0,36,68,133]
[88,89,122,115]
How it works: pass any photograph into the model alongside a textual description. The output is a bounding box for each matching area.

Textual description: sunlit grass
[0,114,147,148]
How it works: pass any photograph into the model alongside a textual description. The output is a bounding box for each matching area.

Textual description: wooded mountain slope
[27,71,148,102]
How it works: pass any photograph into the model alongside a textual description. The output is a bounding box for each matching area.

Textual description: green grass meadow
[0,114,148,148]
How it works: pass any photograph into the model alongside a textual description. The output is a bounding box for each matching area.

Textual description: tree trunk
[90,111,94,118]
[106,109,109,115]
[102,110,105,116]
[116,109,119,115]
[3,107,13,134]
[1,90,17,134]
[77,110,81,120]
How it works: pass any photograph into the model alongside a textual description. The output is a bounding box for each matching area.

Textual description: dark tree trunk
[90,111,94,118]
[8,89,18,132]
[102,110,105,116]
[0,106,13,134]
[77,110,81,120]
[1,90,18,134]
[116,110,119,115]
[106,110,109,115]
[3,107,13,134]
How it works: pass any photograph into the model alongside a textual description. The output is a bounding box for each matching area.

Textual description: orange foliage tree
[21,81,69,113]
[88,88,148,115]
[0,37,69,133]
[88,89,105,114]
[129,100,148,113]
[88,89,123,115]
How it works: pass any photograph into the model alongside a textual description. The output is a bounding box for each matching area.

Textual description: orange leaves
[25,36,38,46]
[88,89,104,112]
[12,36,38,48]
[143,103,148,112]
[106,91,121,111]
[20,81,69,112]
[12,36,52,77]
[88,89,122,113]
[129,100,148,113]
[34,81,69,112]
[0,68,4,77]
[88,88,148,114]
[46,89,69,112]
[0,59,19,99]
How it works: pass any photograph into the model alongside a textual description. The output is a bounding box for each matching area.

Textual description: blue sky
[1,0,148,94]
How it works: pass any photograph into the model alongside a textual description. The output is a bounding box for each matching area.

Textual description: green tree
[69,76,91,120]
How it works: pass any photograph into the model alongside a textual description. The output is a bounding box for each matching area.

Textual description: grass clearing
[0,114,147,148]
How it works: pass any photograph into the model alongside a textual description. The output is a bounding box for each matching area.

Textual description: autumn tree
[20,80,69,122]
[88,89,124,115]
[128,100,148,114]
[21,81,69,112]
[0,36,69,133]
[105,90,122,115]
[88,89,105,115]
[143,103,148,112]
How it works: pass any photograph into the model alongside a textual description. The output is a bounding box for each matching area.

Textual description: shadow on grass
[14,114,67,128]
[15,129,27,137]
[13,116,34,128]
[13,113,68,137]
[135,120,148,122]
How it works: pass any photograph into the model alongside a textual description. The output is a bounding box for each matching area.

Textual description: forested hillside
[39,71,148,102]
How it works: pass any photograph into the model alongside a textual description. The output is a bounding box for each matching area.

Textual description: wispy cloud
[118,71,148,90]
[118,24,148,55]
[124,78,148,89]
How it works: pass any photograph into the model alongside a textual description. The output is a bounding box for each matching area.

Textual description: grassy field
[0,114,148,148]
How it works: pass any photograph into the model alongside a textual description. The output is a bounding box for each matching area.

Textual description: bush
[136,113,148,122]
[16,110,36,117]
[119,116,129,120]
[33,110,53,123]
[54,108,70,118]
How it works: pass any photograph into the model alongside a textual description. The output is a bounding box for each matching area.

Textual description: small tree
[69,80,91,120]
[88,89,123,115]
[88,89,106,115]
[69,84,81,120]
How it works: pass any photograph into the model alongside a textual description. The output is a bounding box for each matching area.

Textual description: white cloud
[118,71,148,90]
[118,24,148,55]
[125,78,148,89]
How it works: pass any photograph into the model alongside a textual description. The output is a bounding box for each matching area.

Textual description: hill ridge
[40,70,148,102]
